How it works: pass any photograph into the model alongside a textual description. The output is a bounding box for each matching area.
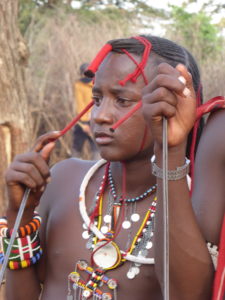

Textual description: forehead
[94,52,158,90]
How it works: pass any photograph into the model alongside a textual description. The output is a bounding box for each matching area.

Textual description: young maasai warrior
[2,35,216,300]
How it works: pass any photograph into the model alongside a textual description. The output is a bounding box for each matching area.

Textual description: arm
[4,131,60,300]
[142,63,215,299]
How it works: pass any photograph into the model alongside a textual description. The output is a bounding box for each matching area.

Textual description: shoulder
[200,108,225,155]
[51,157,95,177]
[192,108,225,244]
[39,158,97,213]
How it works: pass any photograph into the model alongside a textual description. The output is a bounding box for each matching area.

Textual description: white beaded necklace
[79,159,155,265]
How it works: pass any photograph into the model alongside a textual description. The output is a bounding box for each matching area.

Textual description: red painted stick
[59,100,94,137]
[110,101,142,132]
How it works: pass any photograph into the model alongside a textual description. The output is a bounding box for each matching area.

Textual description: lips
[94,131,114,145]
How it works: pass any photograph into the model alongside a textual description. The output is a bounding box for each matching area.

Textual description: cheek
[121,116,150,144]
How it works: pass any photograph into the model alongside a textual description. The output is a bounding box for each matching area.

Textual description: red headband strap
[85,44,112,78]
[119,36,152,86]
[120,49,148,85]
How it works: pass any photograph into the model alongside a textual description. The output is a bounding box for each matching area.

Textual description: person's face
[90,52,157,162]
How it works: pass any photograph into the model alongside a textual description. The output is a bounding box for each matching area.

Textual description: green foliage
[19,0,37,34]
[168,5,222,60]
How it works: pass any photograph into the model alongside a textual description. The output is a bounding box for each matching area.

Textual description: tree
[0,0,31,216]
[167,5,223,62]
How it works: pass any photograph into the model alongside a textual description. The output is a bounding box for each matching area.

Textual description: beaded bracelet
[0,212,41,238]
[2,231,41,262]
[8,248,43,270]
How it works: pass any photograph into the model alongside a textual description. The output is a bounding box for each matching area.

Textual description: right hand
[5,131,61,213]
[142,63,197,149]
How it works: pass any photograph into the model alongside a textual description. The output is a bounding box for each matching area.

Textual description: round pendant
[93,240,121,270]
[122,220,131,229]
[133,266,140,275]
[102,293,112,300]
[107,278,118,289]
[82,223,88,230]
[82,231,90,239]
[146,241,153,249]
[127,268,136,279]
[82,289,91,298]
[104,215,112,223]
[101,226,108,234]
[131,213,140,222]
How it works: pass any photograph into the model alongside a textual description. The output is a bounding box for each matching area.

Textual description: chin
[99,147,137,162]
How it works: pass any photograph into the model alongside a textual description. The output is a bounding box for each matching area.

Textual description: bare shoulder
[50,157,95,181]
[40,158,96,212]
[200,108,225,155]
[192,109,225,244]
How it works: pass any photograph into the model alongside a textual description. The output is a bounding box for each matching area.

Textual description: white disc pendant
[146,241,153,249]
[101,226,108,234]
[131,213,140,222]
[103,214,112,223]
[82,231,90,239]
[122,220,131,229]
[82,223,88,230]
[93,241,120,269]
[127,268,136,279]
[133,266,140,275]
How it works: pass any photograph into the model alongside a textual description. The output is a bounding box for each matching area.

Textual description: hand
[142,63,196,149]
[5,131,61,213]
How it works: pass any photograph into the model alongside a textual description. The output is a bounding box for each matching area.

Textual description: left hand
[142,63,197,149]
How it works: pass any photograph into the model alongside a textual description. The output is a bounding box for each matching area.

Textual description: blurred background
[0,0,225,236]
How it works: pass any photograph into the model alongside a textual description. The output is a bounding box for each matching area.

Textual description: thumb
[40,141,56,161]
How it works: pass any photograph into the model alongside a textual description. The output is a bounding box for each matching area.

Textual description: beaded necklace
[67,160,157,300]
[108,167,157,203]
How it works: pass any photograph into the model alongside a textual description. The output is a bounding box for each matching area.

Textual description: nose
[92,98,114,125]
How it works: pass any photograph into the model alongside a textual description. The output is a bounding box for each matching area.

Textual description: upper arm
[192,109,225,245]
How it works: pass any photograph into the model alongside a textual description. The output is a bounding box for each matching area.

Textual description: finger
[157,62,180,76]
[6,170,38,190]
[31,131,60,153]
[143,101,177,120]
[176,64,194,97]
[11,161,46,188]
[40,141,56,162]
[142,87,178,107]
[143,73,185,97]
[14,153,50,179]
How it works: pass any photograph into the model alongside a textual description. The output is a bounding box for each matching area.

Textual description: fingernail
[40,186,45,192]
[183,87,191,97]
[46,177,51,183]
[53,131,60,134]
[178,76,186,85]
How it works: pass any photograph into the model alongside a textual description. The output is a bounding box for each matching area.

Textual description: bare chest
[41,192,162,300]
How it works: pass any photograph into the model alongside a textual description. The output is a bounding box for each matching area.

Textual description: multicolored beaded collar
[67,160,157,300]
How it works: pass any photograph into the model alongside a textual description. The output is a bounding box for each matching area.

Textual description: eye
[116,97,134,107]
[93,96,102,107]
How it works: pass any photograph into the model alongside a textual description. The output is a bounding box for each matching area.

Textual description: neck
[109,155,155,199]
